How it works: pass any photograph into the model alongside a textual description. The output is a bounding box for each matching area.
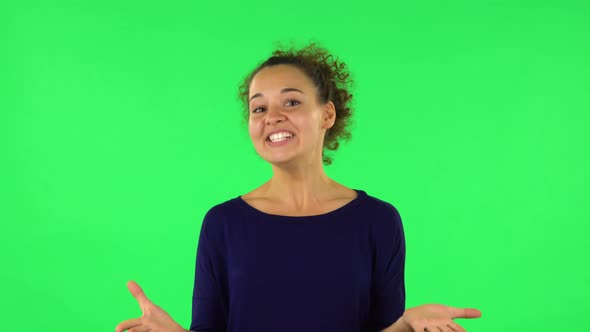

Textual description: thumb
[127,280,153,311]
[448,307,482,319]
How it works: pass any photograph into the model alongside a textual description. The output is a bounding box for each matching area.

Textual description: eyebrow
[249,88,304,102]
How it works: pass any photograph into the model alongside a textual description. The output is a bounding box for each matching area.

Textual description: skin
[114,281,187,332]
[243,64,357,215]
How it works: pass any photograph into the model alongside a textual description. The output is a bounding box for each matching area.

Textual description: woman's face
[248,64,335,166]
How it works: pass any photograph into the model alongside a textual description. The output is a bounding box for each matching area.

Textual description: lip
[266,134,295,147]
[265,129,296,140]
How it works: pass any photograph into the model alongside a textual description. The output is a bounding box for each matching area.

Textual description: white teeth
[268,132,293,142]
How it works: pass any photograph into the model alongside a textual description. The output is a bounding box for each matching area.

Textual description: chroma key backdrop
[1,1,588,331]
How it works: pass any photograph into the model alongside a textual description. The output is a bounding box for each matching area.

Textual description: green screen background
[1,1,588,331]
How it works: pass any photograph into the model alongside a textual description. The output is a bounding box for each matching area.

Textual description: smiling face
[248,64,336,166]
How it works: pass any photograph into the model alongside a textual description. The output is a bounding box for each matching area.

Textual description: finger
[129,326,151,332]
[439,324,454,332]
[447,307,482,319]
[115,318,142,332]
[425,325,443,332]
[447,321,466,332]
[452,308,481,318]
[127,280,153,311]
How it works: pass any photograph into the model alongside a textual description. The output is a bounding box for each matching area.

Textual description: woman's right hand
[115,280,188,332]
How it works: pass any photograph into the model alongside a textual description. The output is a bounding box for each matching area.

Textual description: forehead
[249,65,312,94]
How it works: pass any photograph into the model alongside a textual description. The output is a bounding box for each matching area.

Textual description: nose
[265,106,286,125]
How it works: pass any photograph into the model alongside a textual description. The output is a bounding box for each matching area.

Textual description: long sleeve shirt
[190,189,406,332]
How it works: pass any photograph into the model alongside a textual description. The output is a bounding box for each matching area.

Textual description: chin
[265,156,294,165]
[261,153,298,166]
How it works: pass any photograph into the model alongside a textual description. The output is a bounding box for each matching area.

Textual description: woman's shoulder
[201,195,243,222]
[358,189,402,220]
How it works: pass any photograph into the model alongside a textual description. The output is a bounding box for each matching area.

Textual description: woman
[115,42,482,332]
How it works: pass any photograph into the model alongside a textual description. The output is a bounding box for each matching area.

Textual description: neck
[262,158,337,209]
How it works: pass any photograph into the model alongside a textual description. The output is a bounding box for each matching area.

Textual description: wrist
[382,314,412,332]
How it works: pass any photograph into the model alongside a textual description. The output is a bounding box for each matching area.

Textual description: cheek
[248,121,262,140]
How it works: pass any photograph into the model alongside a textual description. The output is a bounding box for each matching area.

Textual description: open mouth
[266,134,295,143]
[266,134,296,144]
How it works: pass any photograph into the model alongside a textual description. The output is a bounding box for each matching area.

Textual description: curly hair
[237,41,356,166]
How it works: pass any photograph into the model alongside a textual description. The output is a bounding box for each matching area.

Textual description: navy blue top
[190,189,406,332]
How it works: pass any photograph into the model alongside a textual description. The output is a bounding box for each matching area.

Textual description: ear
[322,101,336,130]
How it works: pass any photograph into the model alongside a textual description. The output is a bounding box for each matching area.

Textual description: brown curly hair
[237,41,356,166]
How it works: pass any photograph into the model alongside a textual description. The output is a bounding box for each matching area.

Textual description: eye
[251,100,300,113]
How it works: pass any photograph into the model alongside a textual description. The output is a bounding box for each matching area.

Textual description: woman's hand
[115,280,187,332]
[400,303,482,332]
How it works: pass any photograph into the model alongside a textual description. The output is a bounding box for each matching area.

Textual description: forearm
[381,315,412,332]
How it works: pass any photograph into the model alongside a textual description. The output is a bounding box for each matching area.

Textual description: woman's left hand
[400,303,482,332]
